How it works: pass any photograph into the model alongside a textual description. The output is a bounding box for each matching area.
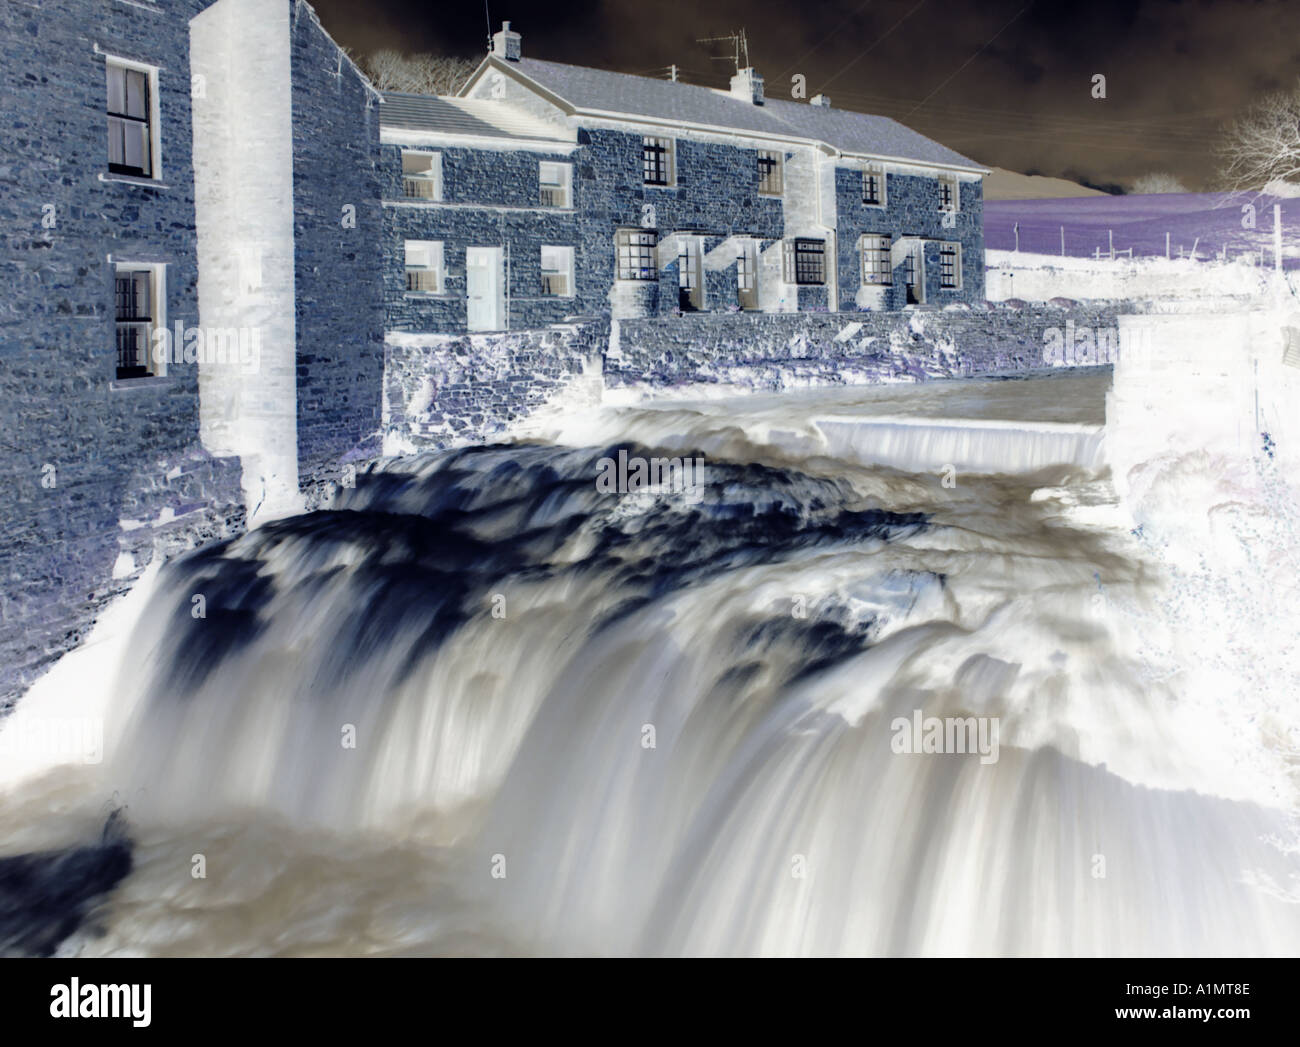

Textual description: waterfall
[3,373,1298,957]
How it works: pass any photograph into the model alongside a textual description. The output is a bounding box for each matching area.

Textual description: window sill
[643,183,678,190]
[100,172,169,189]
[110,375,176,391]
[404,291,455,300]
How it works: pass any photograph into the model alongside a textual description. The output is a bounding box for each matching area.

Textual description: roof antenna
[696,29,749,72]
[484,0,493,52]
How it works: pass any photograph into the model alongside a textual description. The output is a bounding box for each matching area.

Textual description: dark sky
[312,0,1300,190]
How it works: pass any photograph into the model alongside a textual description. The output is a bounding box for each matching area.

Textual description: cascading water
[3,373,1298,957]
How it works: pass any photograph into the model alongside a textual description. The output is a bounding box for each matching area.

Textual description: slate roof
[500,57,985,172]
[379,93,575,143]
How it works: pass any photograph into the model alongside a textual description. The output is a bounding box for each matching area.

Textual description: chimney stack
[729,67,764,105]
[491,21,521,61]
[810,93,830,108]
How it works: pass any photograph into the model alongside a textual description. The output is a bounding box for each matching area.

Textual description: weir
[4,359,1297,958]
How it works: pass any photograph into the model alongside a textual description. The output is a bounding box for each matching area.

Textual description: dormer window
[642,137,675,187]
[402,151,442,201]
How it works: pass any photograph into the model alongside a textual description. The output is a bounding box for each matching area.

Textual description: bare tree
[359,51,478,96]
[1217,81,1300,191]
[1130,172,1189,194]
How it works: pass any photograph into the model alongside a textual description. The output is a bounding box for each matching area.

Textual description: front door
[905,242,925,305]
[677,237,702,311]
[466,246,504,331]
[737,240,759,310]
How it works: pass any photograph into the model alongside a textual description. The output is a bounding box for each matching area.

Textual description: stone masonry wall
[290,2,386,487]
[0,0,245,709]
[606,305,1126,392]
[384,322,605,449]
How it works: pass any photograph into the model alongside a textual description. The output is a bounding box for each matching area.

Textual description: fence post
[1274,203,1283,273]
[1014,221,1019,253]
[1166,232,1170,259]
[1060,226,1065,257]
[1109,229,1114,260]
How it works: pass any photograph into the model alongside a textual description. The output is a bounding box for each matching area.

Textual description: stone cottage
[381,22,988,339]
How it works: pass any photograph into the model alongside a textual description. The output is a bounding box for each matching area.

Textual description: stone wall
[381,142,589,333]
[290,2,386,487]
[384,322,605,449]
[605,305,1127,392]
[986,250,1271,305]
[380,119,988,335]
[0,0,246,709]
[835,169,985,310]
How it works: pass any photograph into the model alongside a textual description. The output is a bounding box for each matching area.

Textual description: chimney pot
[492,21,522,61]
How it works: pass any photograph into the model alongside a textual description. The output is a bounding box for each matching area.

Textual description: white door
[466,247,503,331]
[906,241,925,304]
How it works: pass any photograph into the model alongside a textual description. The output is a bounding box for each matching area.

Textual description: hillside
[983,191,1300,267]
[983,167,1106,201]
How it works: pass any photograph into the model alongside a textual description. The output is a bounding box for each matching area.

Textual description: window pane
[124,121,148,172]
[133,271,152,318]
[108,118,126,167]
[125,69,147,120]
[107,65,126,113]
[402,153,433,175]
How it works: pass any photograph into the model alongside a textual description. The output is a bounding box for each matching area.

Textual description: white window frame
[862,162,886,208]
[642,136,676,187]
[114,261,166,379]
[401,150,442,201]
[540,245,574,297]
[939,241,962,290]
[939,173,960,213]
[104,54,162,181]
[860,234,892,286]
[757,150,783,196]
[783,237,826,286]
[539,161,572,208]
[404,240,444,294]
[616,228,657,281]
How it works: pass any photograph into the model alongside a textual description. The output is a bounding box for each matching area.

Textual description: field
[984,192,1300,269]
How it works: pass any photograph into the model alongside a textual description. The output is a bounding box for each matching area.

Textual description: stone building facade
[380,22,987,340]
[0,7,988,707]
[0,0,382,705]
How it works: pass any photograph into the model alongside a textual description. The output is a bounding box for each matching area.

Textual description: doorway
[466,246,504,331]
[677,237,703,311]
[904,241,925,305]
